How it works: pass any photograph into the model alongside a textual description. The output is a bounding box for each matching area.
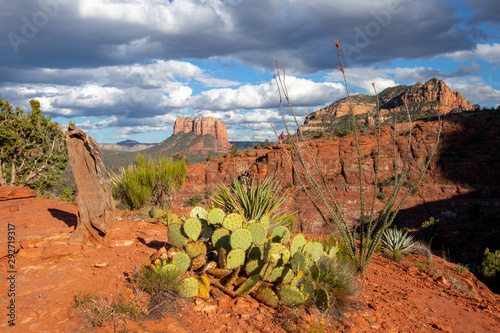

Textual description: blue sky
[1,0,499,143]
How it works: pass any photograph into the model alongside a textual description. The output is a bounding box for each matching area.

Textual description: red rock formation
[175,110,500,235]
[174,116,230,148]
[303,78,473,132]
[0,186,36,201]
[275,131,288,143]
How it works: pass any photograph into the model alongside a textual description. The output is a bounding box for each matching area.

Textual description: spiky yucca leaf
[380,228,415,262]
[211,176,294,231]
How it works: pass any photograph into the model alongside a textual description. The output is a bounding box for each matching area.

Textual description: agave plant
[380,228,415,263]
[211,176,294,231]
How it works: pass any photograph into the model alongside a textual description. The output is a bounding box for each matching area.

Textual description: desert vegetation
[0,96,67,194]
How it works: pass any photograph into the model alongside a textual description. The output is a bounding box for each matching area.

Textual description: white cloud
[446,43,500,63]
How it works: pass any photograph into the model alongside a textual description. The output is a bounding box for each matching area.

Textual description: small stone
[94,262,108,268]
[110,239,134,247]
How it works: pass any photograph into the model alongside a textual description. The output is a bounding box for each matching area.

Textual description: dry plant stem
[273,61,356,259]
[272,40,442,273]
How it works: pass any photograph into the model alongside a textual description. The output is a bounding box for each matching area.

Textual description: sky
[0,0,499,144]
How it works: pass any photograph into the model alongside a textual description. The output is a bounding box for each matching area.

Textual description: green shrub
[110,154,186,210]
[185,194,203,207]
[481,248,500,278]
[60,186,76,202]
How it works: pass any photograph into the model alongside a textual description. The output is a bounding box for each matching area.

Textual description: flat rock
[0,186,36,201]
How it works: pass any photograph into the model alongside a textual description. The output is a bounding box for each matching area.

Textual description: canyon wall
[174,116,230,149]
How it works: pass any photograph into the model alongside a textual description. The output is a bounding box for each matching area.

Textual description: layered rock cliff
[175,110,500,242]
[303,78,474,132]
[174,116,230,149]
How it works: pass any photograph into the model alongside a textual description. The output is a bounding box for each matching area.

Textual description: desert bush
[110,154,186,210]
[272,41,441,272]
[481,248,500,278]
[380,228,415,262]
[185,194,203,207]
[410,240,433,259]
[211,175,294,231]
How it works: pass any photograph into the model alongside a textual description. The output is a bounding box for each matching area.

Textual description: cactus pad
[222,213,243,231]
[303,241,323,262]
[198,275,211,300]
[235,274,261,297]
[191,254,207,270]
[226,248,246,269]
[290,252,307,273]
[172,251,191,273]
[254,286,279,308]
[315,288,330,311]
[279,285,305,308]
[271,226,290,244]
[180,277,199,298]
[206,268,233,278]
[249,223,267,245]
[160,263,181,276]
[328,246,338,259]
[230,228,252,251]
[185,241,206,258]
[212,228,231,251]
[207,208,225,225]
[310,263,320,281]
[199,226,213,242]
[247,245,264,261]
[290,234,306,255]
[245,259,262,275]
[259,214,270,229]
[301,277,316,299]
[184,217,202,240]
[190,206,208,221]
[167,223,188,248]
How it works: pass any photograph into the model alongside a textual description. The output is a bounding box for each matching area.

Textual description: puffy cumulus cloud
[191,77,344,111]
[446,43,500,63]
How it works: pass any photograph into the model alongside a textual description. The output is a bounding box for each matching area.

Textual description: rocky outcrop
[303,78,473,132]
[174,116,230,149]
[0,186,36,201]
[175,110,500,237]
[275,131,289,143]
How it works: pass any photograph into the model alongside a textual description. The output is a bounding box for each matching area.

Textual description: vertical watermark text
[6,223,16,327]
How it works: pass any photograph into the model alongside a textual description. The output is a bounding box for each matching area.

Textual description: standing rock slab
[66,123,115,244]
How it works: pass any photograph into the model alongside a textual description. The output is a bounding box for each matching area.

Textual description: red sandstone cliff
[175,110,500,237]
[174,116,230,149]
[303,78,473,131]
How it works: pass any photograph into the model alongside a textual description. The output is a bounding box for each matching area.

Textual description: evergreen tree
[0,97,67,192]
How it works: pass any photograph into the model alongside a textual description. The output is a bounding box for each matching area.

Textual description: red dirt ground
[1,196,499,332]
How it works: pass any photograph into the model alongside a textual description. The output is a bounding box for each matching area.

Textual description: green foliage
[230,143,238,156]
[211,176,294,231]
[481,248,500,278]
[380,228,415,262]
[262,139,272,148]
[60,186,76,202]
[110,154,186,210]
[185,194,203,207]
[0,96,67,193]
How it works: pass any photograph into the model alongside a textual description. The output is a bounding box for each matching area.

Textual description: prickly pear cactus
[249,223,267,245]
[230,228,252,251]
[180,277,199,298]
[207,208,225,225]
[167,223,188,248]
[190,206,208,221]
[184,217,202,240]
[226,248,246,269]
[279,285,305,308]
[222,213,243,231]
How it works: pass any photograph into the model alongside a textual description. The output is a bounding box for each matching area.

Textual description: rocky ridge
[302,78,474,132]
[174,116,230,149]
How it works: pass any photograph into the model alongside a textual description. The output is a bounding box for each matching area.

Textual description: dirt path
[1,197,499,332]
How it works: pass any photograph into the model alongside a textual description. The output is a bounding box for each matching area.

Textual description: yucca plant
[211,176,294,231]
[272,40,442,273]
[380,228,415,263]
